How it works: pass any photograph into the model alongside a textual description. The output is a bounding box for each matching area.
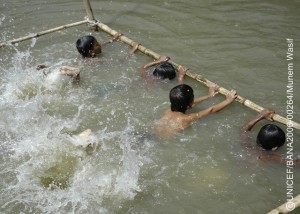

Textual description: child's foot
[59,66,80,76]
[36,64,48,70]
[78,129,92,137]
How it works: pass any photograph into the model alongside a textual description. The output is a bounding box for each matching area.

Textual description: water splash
[0,44,150,213]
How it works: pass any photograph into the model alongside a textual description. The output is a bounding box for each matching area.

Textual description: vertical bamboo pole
[83,0,98,31]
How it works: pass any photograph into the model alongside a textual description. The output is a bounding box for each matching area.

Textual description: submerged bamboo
[0,20,88,48]
[88,20,300,131]
[267,194,300,214]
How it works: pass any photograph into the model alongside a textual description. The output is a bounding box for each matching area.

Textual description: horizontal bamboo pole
[268,194,300,214]
[0,20,89,48]
[88,20,300,131]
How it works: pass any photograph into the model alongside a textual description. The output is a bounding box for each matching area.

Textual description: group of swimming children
[38,33,298,165]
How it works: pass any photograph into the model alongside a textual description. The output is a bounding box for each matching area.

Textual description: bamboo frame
[267,194,300,214]
[87,19,300,131]
[0,2,299,131]
[0,20,88,48]
[83,0,98,31]
[0,1,298,212]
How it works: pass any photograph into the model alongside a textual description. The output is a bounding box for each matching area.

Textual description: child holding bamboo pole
[139,55,187,83]
[241,109,300,165]
[36,34,137,85]
[153,83,237,138]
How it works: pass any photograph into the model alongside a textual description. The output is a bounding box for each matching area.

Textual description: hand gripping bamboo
[88,20,300,131]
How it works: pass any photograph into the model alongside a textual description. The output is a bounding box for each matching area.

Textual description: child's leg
[36,64,51,75]
[59,66,80,84]
[78,129,92,137]
[59,66,80,77]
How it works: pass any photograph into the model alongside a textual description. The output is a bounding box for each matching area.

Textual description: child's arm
[139,55,170,78]
[192,83,219,107]
[101,33,123,46]
[124,42,140,58]
[258,153,284,162]
[259,153,300,166]
[241,109,274,132]
[240,108,274,147]
[177,65,188,83]
[189,89,237,122]
[85,42,139,65]
[114,42,140,62]
[59,66,80,85]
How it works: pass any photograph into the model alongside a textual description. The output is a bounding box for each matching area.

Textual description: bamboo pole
[88,20,300,131]
[83,0,96,21]
[268,194,300,214]
[83,0,98,31]
[0,20,88,48]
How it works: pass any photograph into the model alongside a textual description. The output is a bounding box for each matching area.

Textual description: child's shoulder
[161,109,187,121]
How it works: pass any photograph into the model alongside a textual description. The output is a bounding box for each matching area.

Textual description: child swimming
[37,65,80,85]
[241,108,300,165]
[139,55,187,83]
[76,34,139,62]
[76,34,122,58]
[154,83,237,138]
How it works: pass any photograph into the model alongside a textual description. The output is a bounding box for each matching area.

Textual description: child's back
[153,109,192,138]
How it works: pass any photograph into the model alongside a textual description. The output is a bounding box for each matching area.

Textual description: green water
[0,0,299,213]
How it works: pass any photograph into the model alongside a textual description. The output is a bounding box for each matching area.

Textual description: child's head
[76,35,101,58]
[169,84,194,113]
[256,124,285,151]
[153,62,176,80]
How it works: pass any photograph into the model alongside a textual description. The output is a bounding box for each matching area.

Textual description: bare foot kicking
[59,66,80,77]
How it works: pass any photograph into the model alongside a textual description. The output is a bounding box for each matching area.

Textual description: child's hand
[208,83,219,97]
[111,32,123,42]
[36,64,48,70]
[130,42,140,54]
[158,55,170,62]
[226,89,237,102]
[260,108,275,121]
[177,65,188,83]
[177,65,188,76]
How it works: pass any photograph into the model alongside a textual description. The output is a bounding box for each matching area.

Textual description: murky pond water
[1,0,299,213]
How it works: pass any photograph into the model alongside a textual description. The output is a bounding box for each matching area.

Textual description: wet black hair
[256,124,285,150]
[169,84,194,113]
[153,62,176,80]
[76,35,96,57]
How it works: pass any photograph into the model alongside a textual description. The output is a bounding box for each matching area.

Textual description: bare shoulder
[153,109,191,138]
[160,109,186,120]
